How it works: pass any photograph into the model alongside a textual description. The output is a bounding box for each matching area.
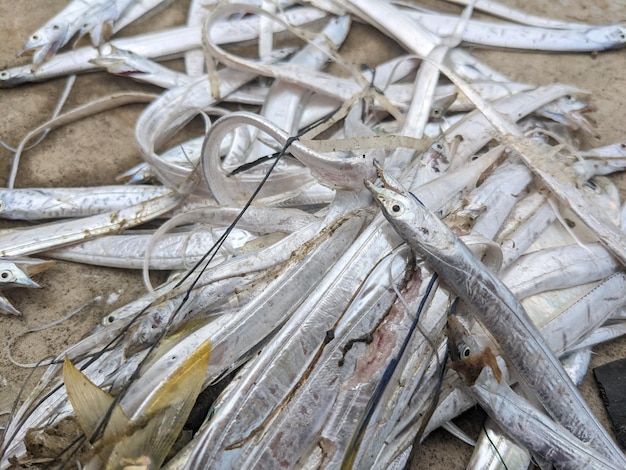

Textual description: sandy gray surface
[1,1,625,468]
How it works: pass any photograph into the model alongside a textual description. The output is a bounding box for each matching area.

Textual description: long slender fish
[365,162,626,465]
[447,339,615,470]
[0,7,326,87]
[400,9,626,52]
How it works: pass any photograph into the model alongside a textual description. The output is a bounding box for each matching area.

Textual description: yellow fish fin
[63,356,130,443]
[106,339,211,469]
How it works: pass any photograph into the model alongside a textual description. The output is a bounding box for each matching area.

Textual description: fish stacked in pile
[1,1,626,469]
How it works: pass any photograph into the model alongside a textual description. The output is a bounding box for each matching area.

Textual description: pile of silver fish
[1,0,626,468]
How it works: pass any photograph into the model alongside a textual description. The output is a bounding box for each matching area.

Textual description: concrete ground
[1,1,625,468]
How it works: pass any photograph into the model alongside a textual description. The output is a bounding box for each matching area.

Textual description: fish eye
[31,34,40,41]
[458,343,471,358]
[432,142,444,152]
[0,72,8,80]
[584,179,598,190]
[0,270,13,281]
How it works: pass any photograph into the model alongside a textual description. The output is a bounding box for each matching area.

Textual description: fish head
[0,262,40,288]
[364,159,412,216]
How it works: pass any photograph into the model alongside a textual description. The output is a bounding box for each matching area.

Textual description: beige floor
[0,1,625,468]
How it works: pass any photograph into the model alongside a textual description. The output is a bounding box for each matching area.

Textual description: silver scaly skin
[365,161,626,466]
